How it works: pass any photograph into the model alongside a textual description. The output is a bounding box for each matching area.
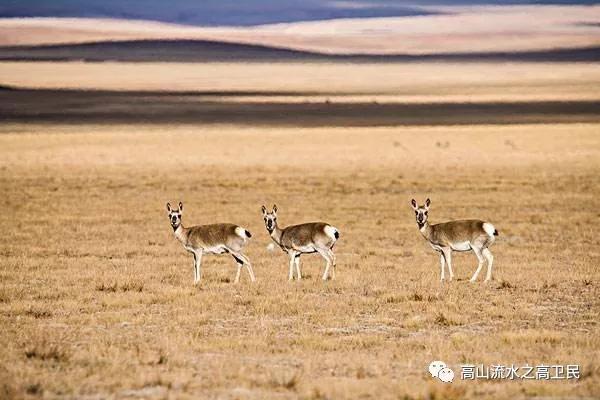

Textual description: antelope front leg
[194,251,203,285]
[192,253,198,284]
[294,255,301,280]
[445,250,454,282]
[444,250,454,281]
[439,252,446,282]
[288,252,297,281]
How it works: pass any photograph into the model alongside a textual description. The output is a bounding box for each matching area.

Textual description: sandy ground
[0,122,599,399]
[1,5,599,53]
[1,61,599,100]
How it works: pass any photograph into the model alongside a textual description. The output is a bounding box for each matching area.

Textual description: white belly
[204,245,228,255]
[451,241,472,252]
[295,244,316,253]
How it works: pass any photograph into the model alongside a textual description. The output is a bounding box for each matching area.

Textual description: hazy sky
[1,0,598,26]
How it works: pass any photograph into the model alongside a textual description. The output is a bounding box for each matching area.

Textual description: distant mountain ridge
[1,0,598,26]
[1,39,599,62]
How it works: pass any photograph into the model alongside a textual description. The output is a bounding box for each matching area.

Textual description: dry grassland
[0,122,599,399]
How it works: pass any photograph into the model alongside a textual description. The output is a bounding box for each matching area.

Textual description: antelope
[261,205,339,281]
[166,202,255,284]
[411,198,498,282]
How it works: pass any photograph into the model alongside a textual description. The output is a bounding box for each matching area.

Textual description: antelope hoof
[469,278,477,283]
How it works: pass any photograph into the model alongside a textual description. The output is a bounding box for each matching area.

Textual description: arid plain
[1,92,599,399]
[1,10,600,398]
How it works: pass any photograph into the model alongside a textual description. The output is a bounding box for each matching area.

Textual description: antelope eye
[424,212,428,215]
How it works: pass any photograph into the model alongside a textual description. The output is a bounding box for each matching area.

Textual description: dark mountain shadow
[1,40,599,62]
[1,88,599,127]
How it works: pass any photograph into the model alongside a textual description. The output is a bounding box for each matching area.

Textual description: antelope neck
[269,224,283,244]
[173,224,188,244]
[418,221,431,236]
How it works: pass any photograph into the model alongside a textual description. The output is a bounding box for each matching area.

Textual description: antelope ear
[411,199,417,210]
[261,205,267,215]
[179,202,183,211]
[272,204,278,214]
[166,202,172,212]
[425,198,431,209]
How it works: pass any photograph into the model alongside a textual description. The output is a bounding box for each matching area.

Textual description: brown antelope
[411,198,498,282]
[167,202,255,284]
[261,205,339,281]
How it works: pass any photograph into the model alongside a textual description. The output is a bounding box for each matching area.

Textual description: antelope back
[187,223,247,249]
[431,220,486,245]
[281,222,332,248]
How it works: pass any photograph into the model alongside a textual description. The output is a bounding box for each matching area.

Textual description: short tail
[245,229,252,238]
[494,229,499,236]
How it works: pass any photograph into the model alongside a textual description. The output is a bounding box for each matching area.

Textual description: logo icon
[438,367,455,383]
[429,360,454,383]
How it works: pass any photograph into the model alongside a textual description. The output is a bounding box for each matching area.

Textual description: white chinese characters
[461,364,580,380]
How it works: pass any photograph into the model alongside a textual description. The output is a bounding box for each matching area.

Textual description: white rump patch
[324,225,339,241]
[235,226,249,239]
[483,222,496,237]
